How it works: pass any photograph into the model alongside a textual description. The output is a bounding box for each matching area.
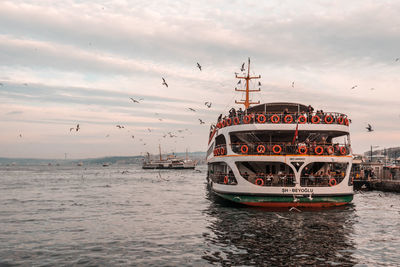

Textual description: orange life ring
[311,116,321,124]
[271,115,280,123]
[224,176,229,184]
[257,145,266,153]
[315,146,324,155]
[233,117,240,125]
[284,115,293,123]
[324,115,333,124]
[241,145,249,154]
[329,178,337,187]
[298,146,308,154]
[255,178,264,186]
[338,116,344,125]
[243,115,251,124]
[272,145,282,154]
[298,115,307,124]
[340,147,347,155]
[326,146,334,155]
[257,114,267,123]
[226,118,232,126]
[220,147,225,155]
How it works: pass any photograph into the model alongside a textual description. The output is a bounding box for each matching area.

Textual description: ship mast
[235,58,261,110]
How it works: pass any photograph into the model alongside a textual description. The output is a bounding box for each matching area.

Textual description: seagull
[158,118,163,121]
[366,124,373,132]
[395,58,399,62]
[76,124,80,131]
[370,88,375,91]
[292,81,295,88]
[204,102,212,108]
[188,108,196,112]
[197,62,202,71]
[351,85,358,90]
[199,119,205,124]
[147,128,152,132]
[69,127,75,132]
[289,207,302,212]
[131,135,134,139]
[106,134,110,137]
[19,134,22,138]
[116,125,124,129]
[240,63,245,71]
[162,77,168,87]
[130,97,142,103]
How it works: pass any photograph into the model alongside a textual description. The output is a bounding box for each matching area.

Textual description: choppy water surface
[0,164,399,266]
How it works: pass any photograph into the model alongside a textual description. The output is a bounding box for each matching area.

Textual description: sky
[0,0,399,159]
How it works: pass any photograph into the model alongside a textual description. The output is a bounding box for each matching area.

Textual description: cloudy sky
[0,0,399,159]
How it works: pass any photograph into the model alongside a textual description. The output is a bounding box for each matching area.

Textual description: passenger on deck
[283,108,289,115]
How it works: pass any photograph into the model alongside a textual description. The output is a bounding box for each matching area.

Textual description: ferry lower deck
[207,154,354,208]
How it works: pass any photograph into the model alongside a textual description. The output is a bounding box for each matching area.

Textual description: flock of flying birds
[66,62,214,147]
[13,57,400,140]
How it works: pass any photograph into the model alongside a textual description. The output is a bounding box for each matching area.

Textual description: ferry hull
[214,191,353,208]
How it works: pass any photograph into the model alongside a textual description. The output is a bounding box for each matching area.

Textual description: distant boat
[142,145,196,169]
[77,162,83,166]
[102,163,110,167]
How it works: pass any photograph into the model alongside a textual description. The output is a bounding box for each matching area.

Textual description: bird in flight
[395,58,399,62]
[351,85,358,90]
[147,128,152,132]
[76,124,80,132]
[116,125,124,129]
[197,62,202,71]
[240,63,245,72]
[131,135,135,139]
[162,78,168,87]
[188,108,196,112]
[19,134,22,138]
[366,124,373,132]
[291,81,295,88]
[130,97,143,103]
[204,102,212,108]
[69,127,75,132]
[199,119,205,124]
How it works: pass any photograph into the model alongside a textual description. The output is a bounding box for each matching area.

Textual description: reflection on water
[0,165,399,266]
[203,190,356,266]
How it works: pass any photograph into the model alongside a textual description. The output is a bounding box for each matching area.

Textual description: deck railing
[218,112,349,127]
[213,143,351,156]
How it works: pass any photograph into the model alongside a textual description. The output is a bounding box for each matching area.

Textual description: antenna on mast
[235,58,261,110]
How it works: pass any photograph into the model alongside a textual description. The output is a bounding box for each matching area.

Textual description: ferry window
[208,162,237,185]
[235,161,295,187]
[215,134,226,147]
[300,162,349,187]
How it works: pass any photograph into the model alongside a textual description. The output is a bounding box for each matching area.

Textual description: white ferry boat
[142,146,196,169]
[206,59,353,208]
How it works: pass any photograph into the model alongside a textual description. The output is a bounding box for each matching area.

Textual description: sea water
[0,164,399,266]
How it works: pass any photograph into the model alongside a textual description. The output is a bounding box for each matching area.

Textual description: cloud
[0,0,399,157]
